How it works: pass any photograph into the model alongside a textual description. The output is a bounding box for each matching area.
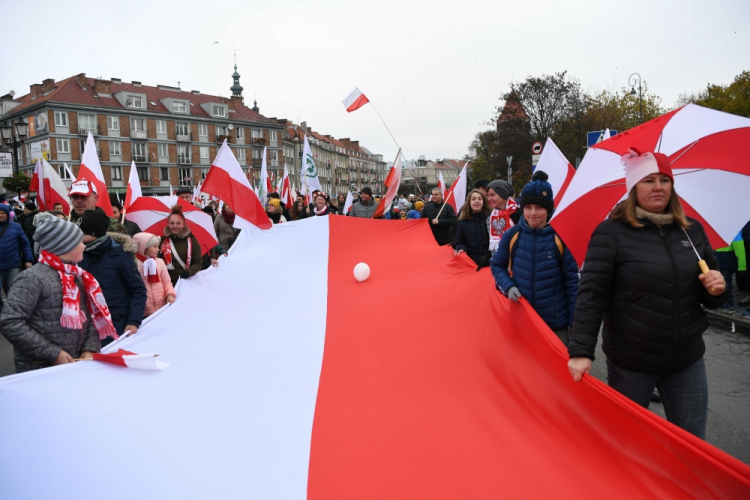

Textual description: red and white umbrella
[551,104,750,265]
[534,137,576,207]
[125,196,218,255]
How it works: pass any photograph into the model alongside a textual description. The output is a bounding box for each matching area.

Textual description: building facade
[0,71,284,194]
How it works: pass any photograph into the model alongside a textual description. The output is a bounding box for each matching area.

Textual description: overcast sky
[2,0,748,162]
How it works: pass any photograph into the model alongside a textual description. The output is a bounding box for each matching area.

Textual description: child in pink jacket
[133,232,176,317]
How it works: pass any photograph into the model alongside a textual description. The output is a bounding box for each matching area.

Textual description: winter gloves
[507,287,522,302]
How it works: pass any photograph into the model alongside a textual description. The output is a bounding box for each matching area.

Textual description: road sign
[587,130,618,148]
[532,142,543,154]
[506,156,512,166]
[532,154,541,167]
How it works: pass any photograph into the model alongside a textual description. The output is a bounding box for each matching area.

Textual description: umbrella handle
[698,260,714,292]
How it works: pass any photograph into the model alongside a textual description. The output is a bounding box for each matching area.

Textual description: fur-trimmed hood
[163,224,192,239]
[108,231,138,255]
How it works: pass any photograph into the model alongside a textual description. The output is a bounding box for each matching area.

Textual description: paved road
[1,321,748,464]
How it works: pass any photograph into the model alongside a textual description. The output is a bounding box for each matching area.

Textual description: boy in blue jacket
[490,171,579,346]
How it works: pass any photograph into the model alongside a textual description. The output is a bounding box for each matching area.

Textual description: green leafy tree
[2,172,30,195]
[465,130,503,183]
[695,70,750,118]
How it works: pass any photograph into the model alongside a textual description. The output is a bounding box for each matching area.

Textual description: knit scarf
[489,197,518,252]
[38,250,118,341]
[161,236,191,270]
[135,254,160,283]
[222,211,235,225]
[635,206,674,227]
[313,205,329,216]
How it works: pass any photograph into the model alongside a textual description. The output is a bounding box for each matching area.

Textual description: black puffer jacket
[454,212,490,267]
[568,217,725,373]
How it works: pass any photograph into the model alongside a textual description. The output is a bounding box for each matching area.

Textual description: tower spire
[230,52,243,100]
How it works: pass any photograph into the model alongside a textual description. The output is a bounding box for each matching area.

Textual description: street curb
[707,308,750,335]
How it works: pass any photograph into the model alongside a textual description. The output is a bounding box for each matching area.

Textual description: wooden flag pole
[434,190,454,220]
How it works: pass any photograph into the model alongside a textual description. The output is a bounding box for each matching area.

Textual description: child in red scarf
[0,213,106,372]
[133,232,176,317]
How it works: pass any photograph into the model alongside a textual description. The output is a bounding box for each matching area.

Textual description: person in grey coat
[349,187,378,218]
[0,213,101,373]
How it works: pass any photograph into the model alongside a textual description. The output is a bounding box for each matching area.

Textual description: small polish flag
[343,191,354,215]
[372,149,402,219]
[342,88,370,113]
[78,133,114,216]
[445,163,468,213]
[437,171,446,199]
[92,349,169,371]
[124,161,142,209]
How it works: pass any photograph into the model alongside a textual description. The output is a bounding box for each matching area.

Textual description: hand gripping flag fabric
[78,132,114,216]
[0,217,749,499]
[342,87,370,113]
[201,140,272,230]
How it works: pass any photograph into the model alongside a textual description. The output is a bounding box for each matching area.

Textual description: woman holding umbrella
[567,149,726,439]
[160,204,203,286]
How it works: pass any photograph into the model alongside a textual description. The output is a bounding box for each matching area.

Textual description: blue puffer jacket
[0,204,33,271]
[80,234,146,336]
[490,218,579,329]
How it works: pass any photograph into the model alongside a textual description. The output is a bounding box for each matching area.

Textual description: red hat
[621,148,673,193]
[68,178,98,197]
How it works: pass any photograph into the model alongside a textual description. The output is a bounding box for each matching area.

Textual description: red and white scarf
[136,254,160,283]
[489,197,518,253]
[313,205,329,216]
[161,236,191,270]
[38,250,118,341]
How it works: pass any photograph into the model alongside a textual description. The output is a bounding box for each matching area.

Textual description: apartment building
[0,69,284,194]
[401,156,462,193]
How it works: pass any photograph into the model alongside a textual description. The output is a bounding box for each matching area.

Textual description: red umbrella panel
[551,104,750,266]
[125,196,218,255]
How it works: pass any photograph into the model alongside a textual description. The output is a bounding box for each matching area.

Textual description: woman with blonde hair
[568,150,726,439]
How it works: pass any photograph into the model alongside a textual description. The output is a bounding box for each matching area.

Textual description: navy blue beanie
[519,170,554,215]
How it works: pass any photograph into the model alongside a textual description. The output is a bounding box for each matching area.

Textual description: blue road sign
[587,130,618,148]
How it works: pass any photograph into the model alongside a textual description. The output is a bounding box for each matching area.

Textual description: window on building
[252,148,262,165]
[236,127,244,139]
[251,129,263,140]
[269,130,277,144]
[177,145,190,162]
[212,105,226,117]
[132,142,147,161]
[109,141,121,156]
[79,114,96,134]
[131,118,146,132]
[112,166,123,181]
[268,150,278,166]
[175,123,189,137]
[172,101,187,113]
[160,167,169,181]
[54,111,68,127]
[200,146,209,159]
[106,116,118,130]
[198,124,208,137]
[58,164,70,180]
[128,95,143,108]
[201,167,209,180]
[56,138,70,154]
[158,143,168,158]
[179,167,192,186]
[137,166,148,181]
[216,125,227,137]
[237,148,245,160]
[157,120,167,134]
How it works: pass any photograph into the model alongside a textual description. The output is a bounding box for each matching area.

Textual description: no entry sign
[532,142,543,154]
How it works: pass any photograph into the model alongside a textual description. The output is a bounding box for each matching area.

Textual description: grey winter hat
[487,180,514,200]
[33,212,83,256]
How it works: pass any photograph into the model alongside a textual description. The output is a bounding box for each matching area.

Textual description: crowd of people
[2,148,749,442]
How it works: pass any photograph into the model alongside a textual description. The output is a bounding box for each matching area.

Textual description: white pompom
[353,262,370,282]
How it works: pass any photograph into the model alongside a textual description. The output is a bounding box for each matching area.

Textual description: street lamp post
[629,73,643,124]
[0,120,29,177]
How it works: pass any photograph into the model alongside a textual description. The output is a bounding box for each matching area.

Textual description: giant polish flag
[444,163,468,213]
[372,149,402,218]
[0,216,748,499]
[78,132,114,216]
[201,139,272,229]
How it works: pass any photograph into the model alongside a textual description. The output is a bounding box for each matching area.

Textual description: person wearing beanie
[414,200,425,215]
[567,150,726,440]
[109,196,142,237]
[266,198,288,224]
[0,213,103,372]
[161,204,203,286]
[79,209,146,345]
[486,179,520,254]
[0,203,34,313]
[133,232,176,317]
[350,187,378,218]
[490,170,579,347]
[175,187,192,202]
[423,187,457,246]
